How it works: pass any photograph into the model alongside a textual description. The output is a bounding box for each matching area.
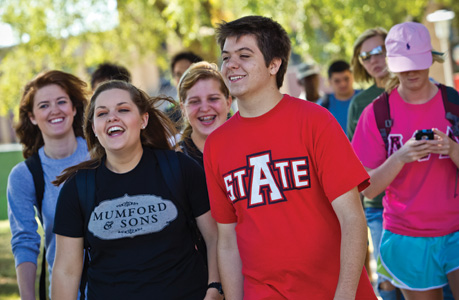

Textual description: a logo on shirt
[88,194,178,240]
[388,126,459,160]
[223,150,310,207]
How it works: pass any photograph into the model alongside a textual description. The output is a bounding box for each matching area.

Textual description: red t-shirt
[204,95,375,299]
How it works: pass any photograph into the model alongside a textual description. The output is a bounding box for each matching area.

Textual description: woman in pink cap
[352,22,459,299]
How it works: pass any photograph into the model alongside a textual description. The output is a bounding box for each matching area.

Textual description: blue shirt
[319,90,361,131]
[7,137,88,297]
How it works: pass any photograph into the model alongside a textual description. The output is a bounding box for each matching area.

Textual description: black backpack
[372,83,459,155]
[74,149,207,300]
[24,153,48,300]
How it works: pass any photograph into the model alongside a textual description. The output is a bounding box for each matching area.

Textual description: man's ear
[226,95,233,110]
[269,58,282,76]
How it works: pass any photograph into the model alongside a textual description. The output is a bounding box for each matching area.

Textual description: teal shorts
[377,229,459,291]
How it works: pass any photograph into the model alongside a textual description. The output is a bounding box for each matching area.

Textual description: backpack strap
[75,168,96,300]
[154,150,188,215]
[24,152,47,300]
[25,153,45,221]
[439,83,459,137]
[320,94,331,109]
[153,149,207,263]
[373,92,392,155]
[439,84,459,198]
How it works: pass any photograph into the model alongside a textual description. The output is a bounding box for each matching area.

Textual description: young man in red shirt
[204,15,376,299]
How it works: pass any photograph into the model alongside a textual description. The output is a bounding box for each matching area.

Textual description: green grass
[0,151,49,299]
[0,220,20,300]
[0,150,49,299]
[0,220,46,300]
[0,151,24,220]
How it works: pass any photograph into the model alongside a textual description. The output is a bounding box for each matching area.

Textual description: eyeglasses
[358,46,385,63]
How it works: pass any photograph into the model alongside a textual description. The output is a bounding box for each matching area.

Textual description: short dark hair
[170,51,203,74]
[90,63,131,89]
[327,60,351,79]
[216,15,291,89]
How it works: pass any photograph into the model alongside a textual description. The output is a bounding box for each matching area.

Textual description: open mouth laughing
[198,116,216,124]
[107,126,125,136]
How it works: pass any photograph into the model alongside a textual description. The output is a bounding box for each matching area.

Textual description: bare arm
[217,222,243,300]
[51,235,84,300]
[332,187,368,300]
[16,262,37,300]
[362,137,432,198]
[195,211,223,300]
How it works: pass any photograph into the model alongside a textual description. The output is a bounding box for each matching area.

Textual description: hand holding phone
[415,129,434,140]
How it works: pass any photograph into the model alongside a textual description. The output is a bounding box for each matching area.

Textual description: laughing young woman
[178,61,232,168]
[51,80,222,300]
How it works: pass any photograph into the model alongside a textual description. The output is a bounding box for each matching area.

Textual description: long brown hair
[16,70,88,158]
[54,80,177,185]
[178,61,230,145]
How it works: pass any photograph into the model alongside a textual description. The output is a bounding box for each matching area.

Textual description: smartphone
[415,129,434,140]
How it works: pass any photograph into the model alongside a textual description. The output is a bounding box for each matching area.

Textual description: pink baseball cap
[385,22,433,73]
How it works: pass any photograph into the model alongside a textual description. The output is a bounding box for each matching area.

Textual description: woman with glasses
[352,22,459,300]
[346,28,401,300]
[347,27,389,140]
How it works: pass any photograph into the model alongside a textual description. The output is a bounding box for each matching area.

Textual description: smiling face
[92,88,148,155]
[181,78,231,142]
[29,84,76,141]
[359,35,388,80]
[221,35,277,101]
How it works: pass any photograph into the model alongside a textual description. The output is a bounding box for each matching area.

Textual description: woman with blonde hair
[178,61,232,167]
[352,22,459,300]
[347,27,401,300]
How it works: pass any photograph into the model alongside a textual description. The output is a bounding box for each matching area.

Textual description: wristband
[208,282,224,295]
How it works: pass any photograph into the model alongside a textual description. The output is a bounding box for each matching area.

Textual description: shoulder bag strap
[24,152,47,300]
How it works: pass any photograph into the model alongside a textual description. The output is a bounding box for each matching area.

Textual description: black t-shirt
[54,148,209,299]
[179,137,203,168]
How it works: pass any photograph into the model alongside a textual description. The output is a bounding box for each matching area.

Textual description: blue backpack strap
[75,168,96,300]
[373,92,392,156]
[24,152,47,300]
